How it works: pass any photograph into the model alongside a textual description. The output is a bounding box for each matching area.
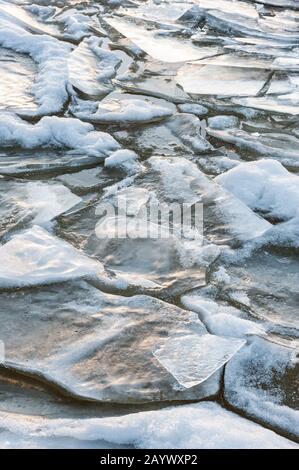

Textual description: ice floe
[0,280,229,402]
[154,334,245,388]
[207,124,299,167]
[0,47,37,114]
[176,63,283,97]
[106,16,220,63]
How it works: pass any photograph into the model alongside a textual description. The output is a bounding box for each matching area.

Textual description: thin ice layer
[154,334,245,388]
[207,126,299,166]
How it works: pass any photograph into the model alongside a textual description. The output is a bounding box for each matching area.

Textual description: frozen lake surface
[0,0,298,449]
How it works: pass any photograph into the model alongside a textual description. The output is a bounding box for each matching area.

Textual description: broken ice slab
[57,166,120,195]
[148,156,271,244]
[154,334,245,388]
[207,126,299,168]
[106,17,221,63]
[71,93,174,125]
[0,47,38,114]
[192,0,259,19]
[67,214,208,293]
[0,225,103,289]
[176,64,271,97]
[0,149,103,177]
[115,76,192,104]
[219,249,299,331]
[118,1,195,25]
[0,1,62,39]
[205,7,299,44]
[68,38,120,98]
[114,113,212,158]
[193,53,299,71]
[0,178,81,238]
[233,92,299,115]
[0,280,225,402]
[224,335,299,439]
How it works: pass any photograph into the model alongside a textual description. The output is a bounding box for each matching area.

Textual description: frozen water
[0,0,298,449]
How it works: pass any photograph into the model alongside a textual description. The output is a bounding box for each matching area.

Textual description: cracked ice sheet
[225,336,299,438]
[154,334,245,388]
[193,53,299,71]
[106,17,220,63]
[192,0,259,18]
[0,402,296,449]
[176,64,270,97]
[0,225,103,289]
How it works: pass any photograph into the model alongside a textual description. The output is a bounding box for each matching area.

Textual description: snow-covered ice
[0,113,120,158]
[0,402,296,449]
